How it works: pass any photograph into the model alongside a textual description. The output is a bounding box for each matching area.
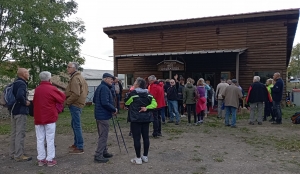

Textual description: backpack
[291,112,300,124]
[0,80,23,108]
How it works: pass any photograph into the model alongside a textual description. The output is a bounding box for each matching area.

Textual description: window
[124,74,134,89]
[254,71,275,84]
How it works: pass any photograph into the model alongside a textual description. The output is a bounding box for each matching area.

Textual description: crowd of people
[7,63,284,166]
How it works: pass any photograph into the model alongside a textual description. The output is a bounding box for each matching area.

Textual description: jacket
[33,81,66,125]
[148,81,166,109]
[167,85,178,101]
[183,83,196,104]
[246,82,272,103]
[124,88,157,122]
[271,78,284,102]
[267,84,273,99]
[216,82,229,100]
[177,83,184,100]
[10,78,29,115]
[164,82,171,93]
[222,85,243,108]
[93,81,116,120]
[65,71,88,108]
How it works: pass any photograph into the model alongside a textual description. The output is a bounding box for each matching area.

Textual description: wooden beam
[236,53,239,82]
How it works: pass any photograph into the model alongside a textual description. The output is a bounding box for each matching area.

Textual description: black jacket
[167,85,178,101]
[10,78,29,115]
[124,89,157,123]
[271,78,284,102]
[246,82,269,103]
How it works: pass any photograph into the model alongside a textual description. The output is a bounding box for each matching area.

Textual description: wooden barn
[103,9,299,93]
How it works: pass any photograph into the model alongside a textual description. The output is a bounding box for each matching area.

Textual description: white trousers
[35,123,56,161]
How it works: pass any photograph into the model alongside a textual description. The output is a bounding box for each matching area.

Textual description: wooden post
[236,53,239,82]
[169,56,172,79]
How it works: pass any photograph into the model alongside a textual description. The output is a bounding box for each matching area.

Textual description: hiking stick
[111,116,121,153]
[115,115,128,154]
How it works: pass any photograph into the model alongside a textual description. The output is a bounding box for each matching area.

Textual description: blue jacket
[93,81,116,120]
[271,78,284,102]
[10,78,29,115]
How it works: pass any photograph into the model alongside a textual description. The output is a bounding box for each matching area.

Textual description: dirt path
[1,116,300,174]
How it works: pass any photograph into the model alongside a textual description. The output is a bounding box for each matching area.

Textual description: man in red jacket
[148,75,165,137]
[33,71,65,167]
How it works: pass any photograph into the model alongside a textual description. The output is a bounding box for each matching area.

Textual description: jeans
[249,102,263,123]
[272,101,282,123]
[152,109,161,136]
[225,106,237,126]
[95,120,109,157]
[69,105,84,149]
[116,94,121,111]
[131,122,150,158]
[160,107,166,123]
[168,100,180,122]
[35,123,56,161]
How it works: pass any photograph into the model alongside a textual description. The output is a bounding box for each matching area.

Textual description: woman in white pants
[33,71,65,167]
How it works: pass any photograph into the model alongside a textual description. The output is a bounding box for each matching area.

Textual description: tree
[288,43,300,78]
[0,0,85,87]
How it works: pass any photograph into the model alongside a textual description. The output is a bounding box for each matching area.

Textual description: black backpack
[291,112,300,124]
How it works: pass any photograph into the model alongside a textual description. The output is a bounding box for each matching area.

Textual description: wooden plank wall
[113,19,287,93]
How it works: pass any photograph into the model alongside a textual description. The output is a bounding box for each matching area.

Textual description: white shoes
[131,156,148,164]
[141,156,148,163]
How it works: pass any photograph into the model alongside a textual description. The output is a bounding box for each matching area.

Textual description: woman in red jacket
[33,71,65,167]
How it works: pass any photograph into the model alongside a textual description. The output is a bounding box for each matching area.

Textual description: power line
[81,53,113,62]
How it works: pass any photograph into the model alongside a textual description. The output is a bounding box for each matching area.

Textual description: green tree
[288,43,300,78]
[0,0,85,87]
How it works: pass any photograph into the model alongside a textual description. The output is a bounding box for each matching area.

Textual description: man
[271,72,284,124]
[167,79,180,125]
[33,71,65,167]
[65,62,88,154]
[93,73,117,163]
[148,75,165,137]
[113,77,123,114]
[227,79,232,85]
[215,78,229,119]
[222,79,243,128]
[205,80,214,116]
[246,76,271,125]
[9,68,32,162]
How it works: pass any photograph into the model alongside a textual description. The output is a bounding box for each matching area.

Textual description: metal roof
[103,8,299,35]
[115,48,248,58]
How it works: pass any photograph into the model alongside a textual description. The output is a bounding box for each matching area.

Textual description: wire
[81,53,113,62]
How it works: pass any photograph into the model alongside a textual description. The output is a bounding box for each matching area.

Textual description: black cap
[102,73,115,80]
[232,79,238,84]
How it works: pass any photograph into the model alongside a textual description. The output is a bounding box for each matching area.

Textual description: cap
[102,73,115,80]
[231,79,238,84]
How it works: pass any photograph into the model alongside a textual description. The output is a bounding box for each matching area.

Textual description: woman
[125,77,157,165]
[264,78,274,121]
[183,78,197,125]
[196,79,209,124]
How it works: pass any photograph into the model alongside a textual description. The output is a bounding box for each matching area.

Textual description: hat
[231,79,238,84]
[102,73,115,80]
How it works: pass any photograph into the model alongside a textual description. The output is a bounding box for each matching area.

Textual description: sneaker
[249,121,255,125]
[141,156,148,163]
[175,121,179,125]
[94,156,109,163]
[47,160,57,167]
[38,159,47,166]
[103,153,113,158]
[69,148,84,154]
[167,120,174,123]
[14,155,32,162]
[131,157,142,165]
[69,145,76,150]
[258,122,262,125]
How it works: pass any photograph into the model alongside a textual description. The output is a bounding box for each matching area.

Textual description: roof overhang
[115,48,247,58]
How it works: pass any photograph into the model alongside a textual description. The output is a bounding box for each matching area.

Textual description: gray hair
[135,77,146,89]
[39,71,51,81]
[148,75,156,81]
[253,76,260,82]
[69,62,79,70]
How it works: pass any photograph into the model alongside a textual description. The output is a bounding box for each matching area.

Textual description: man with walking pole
[93,73,117,163]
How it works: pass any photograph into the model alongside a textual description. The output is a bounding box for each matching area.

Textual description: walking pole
[115,115,129,154]
[111,115,122,153]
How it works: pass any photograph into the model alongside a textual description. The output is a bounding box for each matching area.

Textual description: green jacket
[183,83,196,104]
[267,84,273,99]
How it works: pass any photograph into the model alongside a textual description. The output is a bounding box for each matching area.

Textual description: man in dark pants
[93,73,117,163]
[271,72,284,124]
[148,75,166,137]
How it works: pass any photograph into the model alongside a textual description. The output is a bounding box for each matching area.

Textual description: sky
[73,0,300,70]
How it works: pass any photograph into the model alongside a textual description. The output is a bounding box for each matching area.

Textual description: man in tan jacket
[65,62,88,154]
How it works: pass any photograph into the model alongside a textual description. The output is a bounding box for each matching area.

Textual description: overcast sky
[73,0,300,70]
